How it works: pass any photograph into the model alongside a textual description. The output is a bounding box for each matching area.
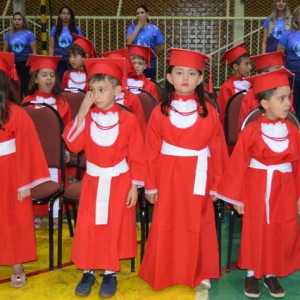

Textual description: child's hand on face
[18,189,31,201]
[145,192,158,204]
[77,91,94,127]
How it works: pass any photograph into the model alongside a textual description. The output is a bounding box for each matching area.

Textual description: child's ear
[114,85,122,96]
[232,63,239,72]
[197,74,204,85]
[166,73,173,84]
[260,99,269,110]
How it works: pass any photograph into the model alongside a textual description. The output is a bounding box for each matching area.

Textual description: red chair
[62,88,86,120]
[23,102,65,269]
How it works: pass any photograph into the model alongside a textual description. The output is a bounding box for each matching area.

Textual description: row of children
[1,40,300,299]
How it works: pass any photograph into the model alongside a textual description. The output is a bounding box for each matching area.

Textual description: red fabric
[62,69,89,92]
[138,96,228,290]
[136,74,159,103]
[22,90,71,126]
[0,102,50,264]
[62,104,146,270]
[217,115,300,278]
[217,75,243,127]
[121,90,147,138]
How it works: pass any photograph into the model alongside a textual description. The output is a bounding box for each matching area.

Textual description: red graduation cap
[0,52,18,80]
[220,42,248,64]
[102,48,137,77]
[251,50,284,71]
[245,67,294,95]
[83,57,126,86]
[73,34,97,58]
[26,54,61,73]
[167,48,210,71]
[126,44,156,68]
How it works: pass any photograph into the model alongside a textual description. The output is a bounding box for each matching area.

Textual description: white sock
[266,274,275,278]
[104,270,116,276]
[84,270,95,275]
[247,270,254,277]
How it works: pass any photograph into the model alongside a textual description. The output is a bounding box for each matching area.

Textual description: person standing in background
[126,5,164,81]
[261,0,291,54]
[3,12,36,97]
[49,6,82,82]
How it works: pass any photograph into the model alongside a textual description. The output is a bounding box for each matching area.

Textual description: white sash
[249,158,292,224]
[0,138,16,156]
[86,159,129,225]
[161,140,210,196]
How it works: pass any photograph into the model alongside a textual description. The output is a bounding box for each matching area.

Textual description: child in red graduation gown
[62,57,146,298]
[22,54,71,229]
[126,43,159,102]
[138,48,228,291]
[0,64,50,288]
[217,67,300,299]
[217,42,252,127]
[62,34,97,92]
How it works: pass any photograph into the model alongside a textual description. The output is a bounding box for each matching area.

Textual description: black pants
[16,60,30,97]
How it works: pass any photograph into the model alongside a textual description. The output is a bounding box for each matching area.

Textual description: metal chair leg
[130,258,135,272]
[48,200,54,270]
[139,189,146,262]
[226,206,236,272]
[57,198,63,268]
[64,200,74,237]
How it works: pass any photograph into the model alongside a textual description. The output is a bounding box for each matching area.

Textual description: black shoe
[244,276,260,298]
[99,274,117,298]
[264,276,285,298]
[75,271,96,296]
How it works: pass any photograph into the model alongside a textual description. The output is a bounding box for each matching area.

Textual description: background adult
[261,0,291,54]
[278,5,300,119]
[126,4,164,81]
[49,6,82,82]
[3,11,36,96]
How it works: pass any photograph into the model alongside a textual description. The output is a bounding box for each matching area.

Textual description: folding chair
[22,102,65,270]
[131,88,157,122]
[241,107,300,130]
[153,81,166,102]
[222,90,246,272]
[10,79,22,104]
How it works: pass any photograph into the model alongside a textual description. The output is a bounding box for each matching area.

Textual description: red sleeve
[61,71,68,89]
[144,106,163,191]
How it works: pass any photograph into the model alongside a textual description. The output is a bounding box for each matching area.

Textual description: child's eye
[189,71,196,76]
[176,71,183,75]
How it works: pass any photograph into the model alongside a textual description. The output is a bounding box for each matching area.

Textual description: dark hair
[27,70,62,96]
[88,74,121,88]
[0,71,17,129]
[161,66,208,118]
[54,6,79,44]
[68,44,87,57]
[256,88,277,103]
[10,11,28,37]
[136,4,150,23]
[232,53,250,67]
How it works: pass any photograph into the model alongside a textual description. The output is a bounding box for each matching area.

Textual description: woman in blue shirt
[278,6,300,119]
[261,0,291,54]
[3,12,36,96]
[49,6,82,82]
[126,5,164,81]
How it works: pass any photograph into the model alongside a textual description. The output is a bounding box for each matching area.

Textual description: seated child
[102,49,147,136]
[126,44,159,102]
[62,57,146,298]
[217,42,252,126]
[62,34,97,92]
[217,67,300,299]
[23,54,71,229]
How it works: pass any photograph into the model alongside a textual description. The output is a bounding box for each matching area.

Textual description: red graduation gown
[62,104,146,270]
[22,90,71,126]
[62,69,89,92]
[217,116,300,278]
[138,94,228,290]
[0,102,50,264]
